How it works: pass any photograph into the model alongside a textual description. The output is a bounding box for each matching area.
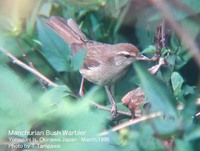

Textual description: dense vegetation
[0,0,199,151]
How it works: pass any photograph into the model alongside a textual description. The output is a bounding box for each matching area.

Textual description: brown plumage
[46,16,141,85]
[46,16,147,116]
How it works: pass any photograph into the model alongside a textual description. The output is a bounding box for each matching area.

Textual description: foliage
[0,0,199,151]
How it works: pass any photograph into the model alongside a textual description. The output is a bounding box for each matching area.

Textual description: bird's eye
[123,54,132,58]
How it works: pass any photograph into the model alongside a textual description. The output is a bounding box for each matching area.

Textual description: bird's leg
[105,85,117,117]
[79,77,85,97]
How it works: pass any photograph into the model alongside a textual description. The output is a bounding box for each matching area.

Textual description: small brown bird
[46,16,148,116]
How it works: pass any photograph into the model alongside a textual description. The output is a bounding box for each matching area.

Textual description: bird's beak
[136,54,151,61]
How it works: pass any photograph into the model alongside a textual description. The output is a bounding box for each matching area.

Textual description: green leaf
[90,14,101,38]
[26,0,43,36]
[171,72,184,96]
[38,2,53,17]
[36,86,114,151]
[180,94,197,130]
[37,19,71,72]
[134,63,177,117]
[185,127,200,141]
[0,65,34,138]
[157,55,176,82]
[71,49,86,71]
[134,63,179,135]
[108,0,129,34]
[135,7,158,49]
[0,31,32,60]
[180,0,200,15]
[138,125,165,151]
[39,85,71,112]
[142,45,156,55]
[174,139,193,151]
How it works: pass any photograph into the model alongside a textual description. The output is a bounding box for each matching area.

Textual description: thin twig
[90,101,132,117]
[196,112,200,117]
[149,0,200,68]
[99,111,163,136]
[161,20,166,48]
[0,48,58,87]
[16,37,47,89]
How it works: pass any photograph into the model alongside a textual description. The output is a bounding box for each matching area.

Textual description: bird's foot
[111,104,117,117]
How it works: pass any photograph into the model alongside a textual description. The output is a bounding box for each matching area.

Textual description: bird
[46,16,149,116]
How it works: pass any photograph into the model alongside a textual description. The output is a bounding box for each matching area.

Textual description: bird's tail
[46,16,87,45]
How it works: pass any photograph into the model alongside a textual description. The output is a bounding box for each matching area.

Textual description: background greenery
[0,0,199,151]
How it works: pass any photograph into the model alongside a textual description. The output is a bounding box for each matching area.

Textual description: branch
[90,101,132,117]
[0,48,58,87]
[99,111,162,136]
[16,37,47,89]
